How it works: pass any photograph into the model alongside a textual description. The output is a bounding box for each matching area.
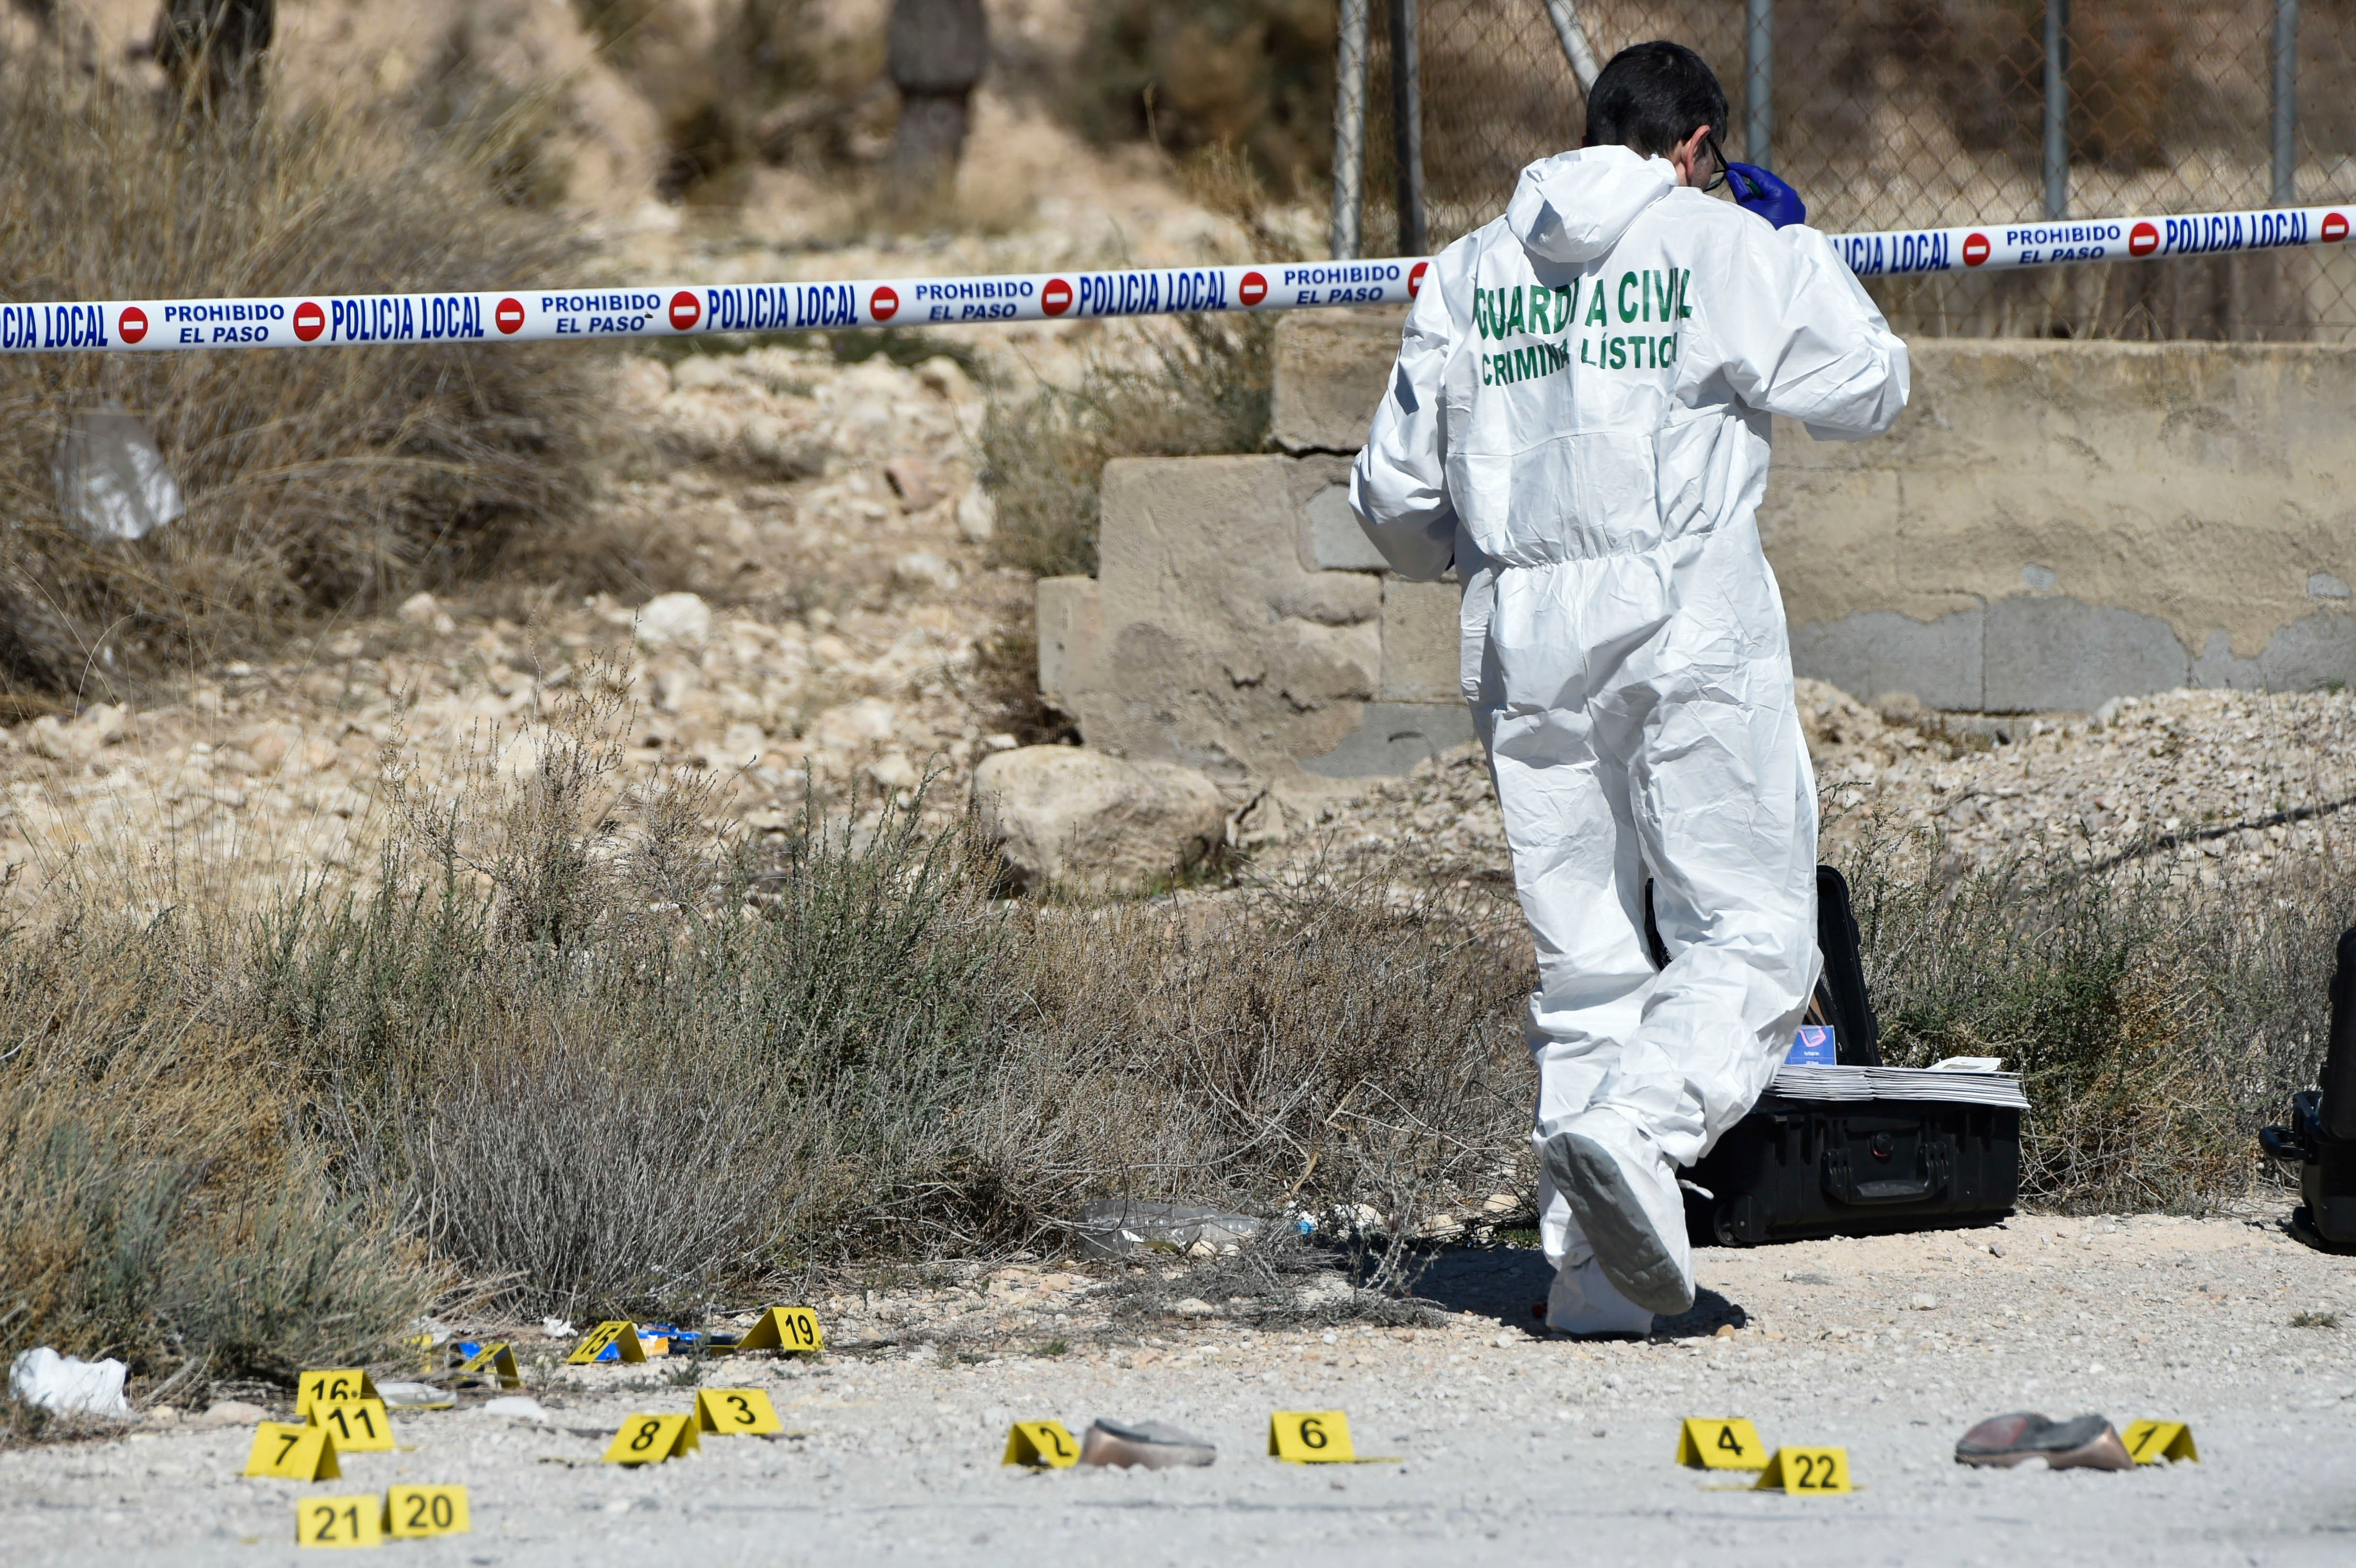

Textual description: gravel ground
[1287,677,2356,892]
[9,1214,2352,1566]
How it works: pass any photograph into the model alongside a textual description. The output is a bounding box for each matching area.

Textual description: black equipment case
[1676,866,2024,1247]
[2259,926,2356,1253]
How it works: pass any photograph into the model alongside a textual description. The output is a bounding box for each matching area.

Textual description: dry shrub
[0,65,601,696]
[1845,822,2356,1211]
[981,313,1274,578]
[0,917,428,1396]
[1004,871,1532,1247]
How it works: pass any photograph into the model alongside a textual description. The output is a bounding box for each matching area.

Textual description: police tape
[3,200,2347,353]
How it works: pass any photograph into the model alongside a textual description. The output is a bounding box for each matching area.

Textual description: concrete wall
[1767,339,2356,710]
[1045,312,2356,782]
[1039,454,1471,792]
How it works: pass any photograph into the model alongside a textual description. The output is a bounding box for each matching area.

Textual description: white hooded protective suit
[1350,145,1909,1323]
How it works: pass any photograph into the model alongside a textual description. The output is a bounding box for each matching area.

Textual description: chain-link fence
[1341,1,2356,341]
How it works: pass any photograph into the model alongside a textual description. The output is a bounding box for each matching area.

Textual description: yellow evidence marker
[1754,1447,1852,1494]
[1265,1410,1397,1464]
[1677,1417,1768,1470]
[568,1321,648,1365]
[385,1485,470,1540]
[696,1388,784,1436]
[2122,1420,2200,1464]
[296,1371,380,1419]
[737,1306,826,1355]
[1002,1421,1081,1468]
[246,1422,341,1481]
[602,1413,701,1465]
[453,1342,522,1389]
[295,1495,383,1548]
[309,1399,397,1454]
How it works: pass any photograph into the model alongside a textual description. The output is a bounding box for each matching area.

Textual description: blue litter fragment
[1788,1025,1836,1066]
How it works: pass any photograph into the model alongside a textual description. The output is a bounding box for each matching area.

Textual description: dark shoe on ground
[1954,1412,2135,1470]
[1080,1418,1216,1469]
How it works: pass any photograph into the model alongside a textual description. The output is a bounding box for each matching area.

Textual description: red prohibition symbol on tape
[293,300,326,341]
[2326,211,2350,244]
[1962,232,1990,267]
[118,306,148,344]
[1239,271,1268,307]
[2129,221,2161,258]
[870,285,900,322]
[1042,277,1073,316]
[667,290,700,331]
[495,297,526,335]
[1408,260,1429,297]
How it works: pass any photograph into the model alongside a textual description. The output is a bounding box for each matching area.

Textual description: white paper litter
[9,1347,131,1417]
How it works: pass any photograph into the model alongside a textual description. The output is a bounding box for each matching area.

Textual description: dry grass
[0,64,603,699]
[979,145,1295,579]
[0,676,1529,1396]
[1845,821,2354,1212]
[7,669,2356,1408]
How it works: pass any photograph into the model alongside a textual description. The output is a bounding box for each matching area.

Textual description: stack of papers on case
[1767,1063,2029,1110]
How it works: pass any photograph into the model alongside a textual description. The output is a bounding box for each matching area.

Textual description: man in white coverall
[1351,42,1909,1333]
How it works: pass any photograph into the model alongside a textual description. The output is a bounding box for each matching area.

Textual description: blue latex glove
[1724,162,1807,229]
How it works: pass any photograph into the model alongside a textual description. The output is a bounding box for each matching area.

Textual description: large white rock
[635,592,712,649]
[972,746,1227,897]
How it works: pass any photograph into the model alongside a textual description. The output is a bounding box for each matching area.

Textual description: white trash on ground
[482,1396,551,1422]
[9,1347,131,1417]
[52,403,184,543]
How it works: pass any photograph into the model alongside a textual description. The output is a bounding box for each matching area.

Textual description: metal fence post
[1391,0,1427,255]
[1331,0,1370,259]
[2273,0,2299,207]
[2042,0,2070,221]
[1745,0,1772,165]
[1539,0,1601,96]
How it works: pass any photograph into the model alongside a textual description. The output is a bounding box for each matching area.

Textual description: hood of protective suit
[1504,145,1678,266]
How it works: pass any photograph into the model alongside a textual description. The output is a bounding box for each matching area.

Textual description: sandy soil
[8,1214,2352,1566]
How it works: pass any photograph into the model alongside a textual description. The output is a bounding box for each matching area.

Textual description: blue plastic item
[1787,1025,1836,1066]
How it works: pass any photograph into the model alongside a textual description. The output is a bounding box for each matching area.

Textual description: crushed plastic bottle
[52,403,185,543]
[1071,1199,1263,1258]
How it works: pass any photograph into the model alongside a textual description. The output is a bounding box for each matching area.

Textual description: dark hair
[1583,41,1729,158]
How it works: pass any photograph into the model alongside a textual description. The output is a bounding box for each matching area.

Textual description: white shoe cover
[1545,1256,1655,1336]
[1539,1110,1695,1315]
